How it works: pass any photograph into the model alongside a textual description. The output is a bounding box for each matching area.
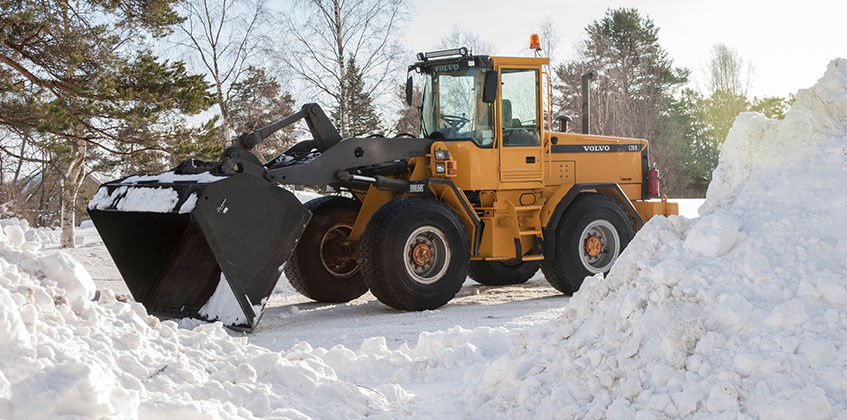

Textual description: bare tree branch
[175,0,268,146]
[274,0,408,136]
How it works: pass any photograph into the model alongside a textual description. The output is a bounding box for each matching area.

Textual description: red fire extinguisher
[647,167,661,198]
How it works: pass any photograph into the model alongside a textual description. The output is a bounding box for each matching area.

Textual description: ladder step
[519,230,542,236]
[514,205,543,211]
[520,255,544,261]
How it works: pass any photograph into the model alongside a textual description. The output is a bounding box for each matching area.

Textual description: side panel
[500,146,543,183]
[545,160,574,186]
[545,131,646,201]
[441,141,500,191]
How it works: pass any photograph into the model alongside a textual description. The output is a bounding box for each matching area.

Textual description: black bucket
[88,171,310,329]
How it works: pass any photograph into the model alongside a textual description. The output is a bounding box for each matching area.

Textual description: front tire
[468,260,540,285]
[359,197,470,311]
[284,196,367,303]
[541,194,635,294]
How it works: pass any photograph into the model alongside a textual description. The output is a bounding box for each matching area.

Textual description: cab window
[420,67,494,147]
[500,69,540,146]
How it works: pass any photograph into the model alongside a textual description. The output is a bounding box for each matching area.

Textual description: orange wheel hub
[585,236,603,257]
[412,243,432,266]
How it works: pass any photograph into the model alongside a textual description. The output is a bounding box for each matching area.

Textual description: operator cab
[408,48,496,146]
[408,47,543,149]
[408,47,547,187]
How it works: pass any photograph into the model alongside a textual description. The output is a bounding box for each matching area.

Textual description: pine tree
[333,57,382,137]
[0,1,210,246]
[227,66,296,160]
[553,8,690,195]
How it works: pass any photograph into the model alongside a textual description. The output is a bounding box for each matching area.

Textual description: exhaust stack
[581,72,594,134]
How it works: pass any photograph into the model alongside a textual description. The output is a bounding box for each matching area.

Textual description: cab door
[497,66,544,186]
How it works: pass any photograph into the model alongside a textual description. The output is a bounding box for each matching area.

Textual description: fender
[427,179,482,257]
[346,177,482,257]
[542,183,643,260]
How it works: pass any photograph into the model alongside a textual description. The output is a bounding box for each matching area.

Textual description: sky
[402,0,847,98]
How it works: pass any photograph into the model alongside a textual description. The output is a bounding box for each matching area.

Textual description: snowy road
[62,199,703,353]
[252,275,567,350]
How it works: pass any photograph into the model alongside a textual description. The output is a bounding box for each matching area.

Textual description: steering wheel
[441,113,470,129]
[440,113,470,137]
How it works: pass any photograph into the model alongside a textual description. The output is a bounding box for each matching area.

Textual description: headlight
[434,149,450,160]
[435,163,446,174]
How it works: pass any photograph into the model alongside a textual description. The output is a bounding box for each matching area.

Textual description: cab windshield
[421,67,493,147]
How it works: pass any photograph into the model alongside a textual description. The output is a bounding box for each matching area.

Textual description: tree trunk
[60,140,86,248]
[334,0,346,137]
[12,134,26,184]
[216,83,232,148]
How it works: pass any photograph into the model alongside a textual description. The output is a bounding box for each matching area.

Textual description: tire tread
[542,193,635,294]
[284,196,367,302]
[359,197,469,310]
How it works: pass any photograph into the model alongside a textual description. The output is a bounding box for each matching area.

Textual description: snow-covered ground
[0,200,701,419]
[0,60,845,419]
[61,198,702,352]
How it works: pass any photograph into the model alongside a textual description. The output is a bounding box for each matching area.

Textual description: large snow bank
[0,218,405,419]
[468,59,847,418]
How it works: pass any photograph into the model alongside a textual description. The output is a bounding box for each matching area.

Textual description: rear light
[647,167,660,198]
[446,161,457,175]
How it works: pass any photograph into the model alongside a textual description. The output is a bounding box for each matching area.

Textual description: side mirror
[482,70,498,103]
[555,114,572,132]
[405,76,413,106]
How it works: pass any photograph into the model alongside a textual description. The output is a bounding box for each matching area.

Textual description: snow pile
[468,59,847,418]
[0,219,404,419]
[0,219,61,248]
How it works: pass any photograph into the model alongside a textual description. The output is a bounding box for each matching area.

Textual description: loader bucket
[88,171,310,330]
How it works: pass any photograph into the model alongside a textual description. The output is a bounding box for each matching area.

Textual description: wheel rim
[578,219,620,273]
[319,223,359,278]
[403,225,451,284]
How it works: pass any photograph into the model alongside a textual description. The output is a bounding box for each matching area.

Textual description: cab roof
[411,47,549,73]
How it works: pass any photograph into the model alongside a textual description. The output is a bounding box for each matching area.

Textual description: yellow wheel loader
[88,47,677,329]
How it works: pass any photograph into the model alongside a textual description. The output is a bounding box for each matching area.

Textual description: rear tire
[468,260,540,285]
[541,194,635,294]
[359,197,469,311]
[284,196,367,303]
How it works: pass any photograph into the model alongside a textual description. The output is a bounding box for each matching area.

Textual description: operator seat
[501,99,537,146]
[502,99,514,128]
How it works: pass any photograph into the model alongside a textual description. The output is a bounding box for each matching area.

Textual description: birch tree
[175,0,268,147]
[275,0,407,137]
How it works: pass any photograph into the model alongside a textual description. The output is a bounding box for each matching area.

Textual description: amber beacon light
[530,34,541,50]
